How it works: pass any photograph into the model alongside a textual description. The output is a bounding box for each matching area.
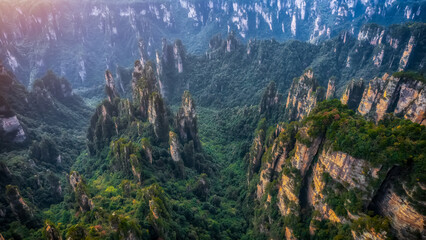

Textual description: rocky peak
[176,91,201,151]
[162,38,169,64]
[340,79,365,110]
[226,32,238,53]
[138,39,148,67]
[169,131,182,163]
[259,81,280,115]
[357,24,385,46]
[326,77,336,100]
[32,71,73,100]
[110,139,142,182]
[44,222,62,240]
[148,92,169,142]
[69,171,94,212]
[132,61,159,120]
[105,70,119,102]
[6,185,34,225]
[247,129,265,180]
[173,40,184,73]
[285,69,325,121]
[347,72,426,125]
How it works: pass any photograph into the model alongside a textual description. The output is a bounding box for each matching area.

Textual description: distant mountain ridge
[0,0,425,87]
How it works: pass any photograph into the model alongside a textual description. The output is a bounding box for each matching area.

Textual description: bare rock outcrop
[69,171,94,212]
[341,79,365,110]
[285,69,325,121]
[6,185,34,224]
[176,91,201,151]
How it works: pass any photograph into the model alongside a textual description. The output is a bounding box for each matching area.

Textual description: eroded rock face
[110,139,142,182]
[375,186,425,239]
[257,124,294,199]
[0,69,27,144]
[309,161,343,224]
[176,91,201,151]
[69,172,94,212]
[148,92,169,141]
[351,230,387,240]
[290,127,322,177]
[354,73,426,125]
[317,148,378,191]
[226,32,238,53]
[285,70,325,121]
[341,79,365,110]
[326,77,336,100]
[247,130,265,179]
[44,222,62,240]
[138,39,148,67]
[173,40,184,73]
[6,185,33,223]
[105,70,119,102]
[169,131,182,163]
[132,61,158,120]
[259,81,280,115]
[277,174,299,216]
[0,115,26,143]
[398,36,415,71]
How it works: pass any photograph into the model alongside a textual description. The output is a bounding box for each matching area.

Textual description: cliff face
[259,81,281,116]
[148,92,169,141]
[105,70,119,102]
[248,89,426,239]
[256,124,295,199]
[326,77,336,100]
[132,61,158,120]
[340,79,365,110]
[6,185,34,225]
[376,187,425,239]
[0,64,26,145]
[352,73,426,125]
[69,172,94,212]
[169,131,182,163]
[176,91,201,151]
[110,139,143,182]
[285,70,325,122]
[247,130,265,180]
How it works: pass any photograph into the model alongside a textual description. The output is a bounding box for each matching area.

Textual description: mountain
[0,10,425,239]
[246,70,426,239]
[150,23,426,109]
[0,0,425,88]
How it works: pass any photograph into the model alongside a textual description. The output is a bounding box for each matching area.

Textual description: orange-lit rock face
[326,78,336,100]
[318,148,377,190]
[285,70,324,121]
[351,229,387,240]
[285,227,296,240]
[256,125,291,199]
[353,73,426,125]
[277,174,299,216]
[169,131,182,163]
[290,137,321,177]
[308,147,379,223]
[377,188,425,239]
[398,36,415,71]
